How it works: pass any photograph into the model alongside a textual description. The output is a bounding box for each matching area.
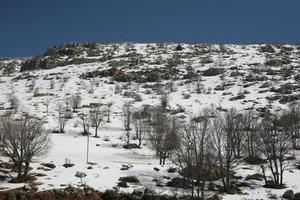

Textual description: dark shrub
[260,44,275,53]
[202,68,223,76]
[119,176,140,183]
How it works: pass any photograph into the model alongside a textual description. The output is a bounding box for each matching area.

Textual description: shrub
[202,68,223,76]
[260,44,275,53]
[175,45,183,51]
[118,176,140,183]
[245,173,264,181]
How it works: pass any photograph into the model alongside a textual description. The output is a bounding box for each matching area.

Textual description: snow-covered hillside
[0,42,300,200]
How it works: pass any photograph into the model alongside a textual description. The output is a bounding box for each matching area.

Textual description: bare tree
[132,110,147,148]
[172,112,213,199]
[44,98,51,113]
[224,109,244,159]
[55,101,70,133]
[281,102,300,149]
[258,117,292,188]
[211,112,239,193]
[160,93,169,110]
[105,102,113,123]
[0,113,50,181]
[7,92,19,111]
[241,111,260,160]
[79,108,91,135]
[122,102,133,147]
[50,79,55,89]
[69,94,81,112]
[90,103,106,137]
[148,107,180,165]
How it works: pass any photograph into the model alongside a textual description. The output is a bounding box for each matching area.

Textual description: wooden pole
[86,133,89,164]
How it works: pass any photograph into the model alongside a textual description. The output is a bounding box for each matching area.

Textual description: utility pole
[86,133,90,164]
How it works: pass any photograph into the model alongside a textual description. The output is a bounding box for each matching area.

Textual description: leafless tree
[211,112,240,193]
[258,116,292,188]
[132,110,147,148]
[55,101,70,133]
[50,79,55,89]
[79,109,91,135]
[241,111,260,159]
[148,107,180,165]
[105,102,113,123]
[69,94,81,112]
[160,93,169,110]
[44,98,51,113]
[7,92,19,111]
[0,113,50,181]
[122,102,133,146]
[281,102,300,149]
[90,103,106,137]
[172,112,213,199]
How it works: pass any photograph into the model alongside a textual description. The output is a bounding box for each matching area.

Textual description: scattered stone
[75,171,87,178]
[132,187,145,198]
[87,166,93,169]
[120,164,133,170]
[118,176,139,183]
[37,166,51,171]
[294,192,300,200]
[117,181,128,188]
[62,163,75,168]
[282,190,294,200]
[153,167,160,172]
[41,162,56,169]
[112,186,119,193]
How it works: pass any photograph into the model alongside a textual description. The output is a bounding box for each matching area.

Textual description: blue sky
[0,0,300,57]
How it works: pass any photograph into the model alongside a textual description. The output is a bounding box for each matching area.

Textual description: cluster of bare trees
[0,113,50,181]
[141,105,296,196]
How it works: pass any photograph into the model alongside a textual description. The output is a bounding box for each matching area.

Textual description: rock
[132,187,145,198]
[294,192,300,200]
[117,181,128,188]
[153,167,160,172]
[63,163,75,168]
[120,164,133,170]
[112,186,119,193]
[87,166,93,169]
[282,190,294,199]
[75,171,87,178]
[41,162,56,169]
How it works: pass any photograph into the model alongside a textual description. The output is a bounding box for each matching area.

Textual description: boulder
[132,187,145,198]
[41,162,56,169]
[282,190,294,199]
[75,171,87,178]
[294,192,300,200]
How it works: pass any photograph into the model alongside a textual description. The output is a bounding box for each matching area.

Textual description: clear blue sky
[0,0,300,57]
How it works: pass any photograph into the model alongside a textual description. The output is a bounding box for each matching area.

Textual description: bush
[166,177,191,189]
[245,173,264,181]
[202,68,223,76]
[244,156,266,165]
[175,45,183,51]
[167,167,177,173]
[118,176,140,183]
[260,44,275,53]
